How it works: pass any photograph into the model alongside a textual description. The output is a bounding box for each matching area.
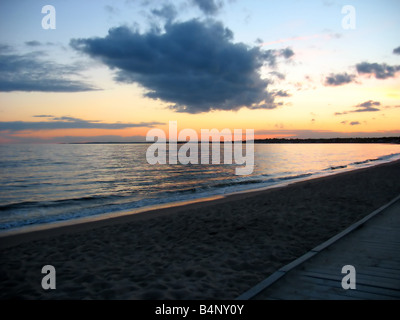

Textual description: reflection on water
[0,143,399,230]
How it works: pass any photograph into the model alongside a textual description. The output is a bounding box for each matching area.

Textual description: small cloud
[279,48,294,59]
[350,121,360,126]
[25,41,55,47]
[51,116,98,122]
[335,100,381,115]
[105,5,119,15]
[330,33,342,39]
[323,0,335,7]
[384,105,400,109]
[325,73,355,86]
[272,90,291,97]
[33,115,54,118]
[341,121,348,124]
[354,100,381,112]
[191,0,223,15]
[25,41,42,47]
[151,3,177,21]
[356,62,400,79]
[268,71,285,80]
[0,44,11,52]
[393,46,400,55]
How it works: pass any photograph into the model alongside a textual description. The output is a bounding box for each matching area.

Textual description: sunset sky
[0,0,399,143]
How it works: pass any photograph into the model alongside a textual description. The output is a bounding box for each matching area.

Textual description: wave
[213,179,265,189]
[350,153,400,165]
[2,149,400,232]
[0,194,125,212]
[325,153,400,172]
[276,173,313,181]
[327,165,348,171]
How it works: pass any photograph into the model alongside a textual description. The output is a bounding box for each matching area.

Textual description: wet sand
[1,160,400,300]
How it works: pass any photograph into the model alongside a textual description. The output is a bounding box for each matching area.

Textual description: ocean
[1,143,400,232]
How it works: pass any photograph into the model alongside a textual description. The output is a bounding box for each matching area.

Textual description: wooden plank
[376,261,400,269]
[293,268,400,297]
[288,275,400,300]
[360,266,400,278]
[299,270,400,290]
[338,285,400,300]
[243,196,400,300]
[261,286,357,300]
[264,278,360,300]
[256,272,400,300]
[306,265,400,280]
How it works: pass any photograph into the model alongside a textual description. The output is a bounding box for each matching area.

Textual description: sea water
[0,143,399,231]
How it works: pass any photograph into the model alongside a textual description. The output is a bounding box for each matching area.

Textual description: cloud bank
[0,116,165,132]
[0,47,97,92]
[71,19,293,113]
[254,129,400,139]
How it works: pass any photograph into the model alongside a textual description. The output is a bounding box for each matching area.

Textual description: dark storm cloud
[71,20,293,113]
[393,46,400,55]
[0,117,165,132]
[325,73,355,86]
[192,0,222,15]
[356,62,400,79]
[0,47,97,92]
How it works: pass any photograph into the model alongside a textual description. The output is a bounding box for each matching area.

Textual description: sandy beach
[1,160,400,300]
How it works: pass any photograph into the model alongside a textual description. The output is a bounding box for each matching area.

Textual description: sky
[0,0,399,143]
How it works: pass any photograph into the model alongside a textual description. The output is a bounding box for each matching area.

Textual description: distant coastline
[64,136,400,144]
[254,137,400,144]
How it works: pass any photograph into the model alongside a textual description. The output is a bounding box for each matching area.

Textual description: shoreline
[1,145,399,237]
[1,159,400,299]
[1,159,398,246]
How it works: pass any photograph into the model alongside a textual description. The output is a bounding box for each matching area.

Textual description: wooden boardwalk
[237,195,400,300]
